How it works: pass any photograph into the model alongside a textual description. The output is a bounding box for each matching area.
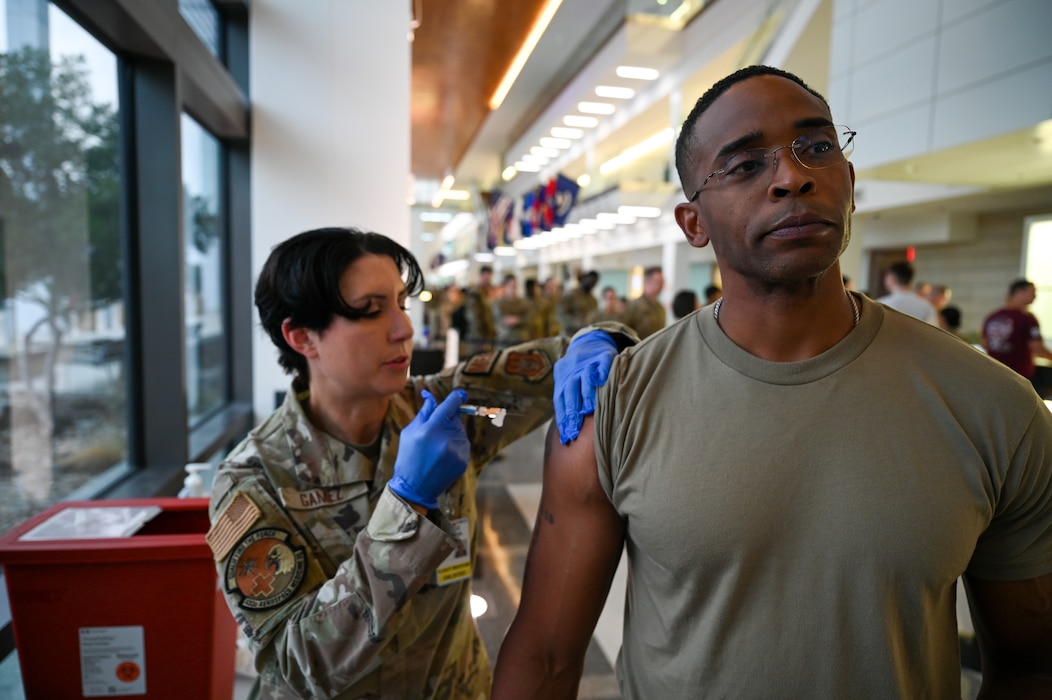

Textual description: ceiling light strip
[488,0,565,110]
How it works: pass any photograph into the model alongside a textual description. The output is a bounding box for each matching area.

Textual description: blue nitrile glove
[389,389,471,511]
[553,330,618,444]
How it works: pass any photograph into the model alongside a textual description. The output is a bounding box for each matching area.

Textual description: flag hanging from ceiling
[520,189,539,239]
[549,173,580,228]
[535,173,581,231]
[486,189,514,249]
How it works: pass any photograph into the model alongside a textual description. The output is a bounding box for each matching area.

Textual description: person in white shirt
[876,260,937,324]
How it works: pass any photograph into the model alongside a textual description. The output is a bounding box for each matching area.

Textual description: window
[1023,215,1052,338]
[182,114,228,426]
[179,0,220,57]
[0,0,127,535]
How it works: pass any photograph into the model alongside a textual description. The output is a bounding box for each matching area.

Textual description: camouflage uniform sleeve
[411,335,571,466]
[208,438,458,697]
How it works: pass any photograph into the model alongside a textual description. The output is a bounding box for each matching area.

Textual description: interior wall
[854,207,1045,338]
[829,0,1052,171]
[250,1,411,418]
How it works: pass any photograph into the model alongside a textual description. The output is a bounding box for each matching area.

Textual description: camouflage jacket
[494,296,533,346]
[556,289,598,336]
[208,336,573,699]
[463,287,495,344]
[622,294,667,339]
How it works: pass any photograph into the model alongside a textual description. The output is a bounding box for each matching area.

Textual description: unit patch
[463,352,498,376]
[504,351,552,382]
[224,528,307,610]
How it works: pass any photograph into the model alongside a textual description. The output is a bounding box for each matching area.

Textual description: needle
[458,404,508,428]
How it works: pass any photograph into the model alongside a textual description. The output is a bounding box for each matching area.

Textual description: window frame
[0,0,254,663]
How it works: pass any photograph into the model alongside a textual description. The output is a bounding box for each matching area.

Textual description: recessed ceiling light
[616,65,659,80]
[619,205,662,218]
[515,161,542,172]
[577,101,616,115]
[563,115,599,128]
[596,85,635,99]
[551,127,584,139]
[531,146,560,158]
[540,137,571,149]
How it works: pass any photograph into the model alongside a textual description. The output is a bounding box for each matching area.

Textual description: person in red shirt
[981,279,1052,394]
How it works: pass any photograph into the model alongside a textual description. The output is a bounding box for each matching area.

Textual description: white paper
[80,626,147,696]
[19,505,162,541]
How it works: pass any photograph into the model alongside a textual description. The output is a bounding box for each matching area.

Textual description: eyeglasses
[688,125,856,202]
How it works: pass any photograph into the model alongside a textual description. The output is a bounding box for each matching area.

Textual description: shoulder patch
[504,350,553,382]
[463,352,498,376]
[207,492,262,561]
[224,528,307,610]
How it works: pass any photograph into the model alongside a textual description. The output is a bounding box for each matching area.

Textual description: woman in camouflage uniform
[208,227,623,699]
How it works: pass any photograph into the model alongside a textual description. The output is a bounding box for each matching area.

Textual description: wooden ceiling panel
[410,0,551,181]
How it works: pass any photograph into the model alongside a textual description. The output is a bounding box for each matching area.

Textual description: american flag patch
[206,492,261,561]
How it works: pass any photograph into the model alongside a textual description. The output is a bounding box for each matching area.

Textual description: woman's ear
[281,319,318,358]
[675,202,711,249]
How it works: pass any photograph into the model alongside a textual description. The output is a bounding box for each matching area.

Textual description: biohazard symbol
[116,661,140,683]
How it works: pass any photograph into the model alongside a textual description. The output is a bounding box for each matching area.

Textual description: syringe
[458,404,507,428]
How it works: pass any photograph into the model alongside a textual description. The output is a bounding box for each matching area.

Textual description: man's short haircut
[480,265,494,275]
[644,266,663,279]
[1009,279,1034,296]
[886,261,915,286]
[255,226,423,381]
[672,290,699,319]
[674,65,829,198]
[503,272,517,284]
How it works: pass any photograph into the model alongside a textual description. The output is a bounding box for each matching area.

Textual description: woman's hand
[389,389,471,510]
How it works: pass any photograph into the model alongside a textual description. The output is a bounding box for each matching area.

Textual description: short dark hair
[1009,278,1034,296]
[672,290,699,319]
[644,266,663,279]
[885,261,915,286]
[255,226,423,381]
[579,270,599,291]
[939,306,961,331]
[674,65,829,198]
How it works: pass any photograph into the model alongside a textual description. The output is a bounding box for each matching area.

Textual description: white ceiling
[450,0,1052,220]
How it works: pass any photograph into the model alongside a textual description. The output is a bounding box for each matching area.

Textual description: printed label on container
[80,626,146,696]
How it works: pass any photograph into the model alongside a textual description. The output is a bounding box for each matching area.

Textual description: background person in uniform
[208,227,622,700]
[493,66,1052,699]
[621,266,666,338]
[464,264,496,353]
[536,276,562,338]
[494,273,533,348]
[982,278,1052,396]
[594,285,624,323]
[557,269,600,336]
[671,288,700,319]
[876,260,938,324]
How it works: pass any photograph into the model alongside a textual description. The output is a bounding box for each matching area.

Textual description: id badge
[435,517,472,586]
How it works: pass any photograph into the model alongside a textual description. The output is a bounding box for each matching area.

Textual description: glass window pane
[0,0,128,534]
[182,113,227,426]
[179,0,220,58]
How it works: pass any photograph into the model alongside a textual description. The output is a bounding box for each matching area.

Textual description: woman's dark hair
[255,226,424,379]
